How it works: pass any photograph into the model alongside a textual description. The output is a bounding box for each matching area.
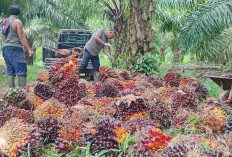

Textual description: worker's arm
[2,35,6,42]
[15,19,33,57]
[95,35,106,45]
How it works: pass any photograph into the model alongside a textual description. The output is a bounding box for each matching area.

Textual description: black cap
[9,5,20,16]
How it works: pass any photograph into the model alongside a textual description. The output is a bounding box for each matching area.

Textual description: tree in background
[102,0,155,70]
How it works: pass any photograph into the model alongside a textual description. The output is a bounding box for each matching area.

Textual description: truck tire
[219,90,230,101]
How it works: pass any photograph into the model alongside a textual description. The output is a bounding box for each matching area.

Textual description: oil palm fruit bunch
[0,106,30,127]
[0,118,41,157]
[113,95,150,120]
[226,115,232,131]
[36,116,63,144]
[180,77,208,99]
[33,98,67,122]
[37,71,49,83]
[160,143,187,157]
[84,118,126,156]
[124,117,155,135]
[142,128,173,153]
[199,107,227,134]
[25,86,44,109]
[48,55,78,87]
[105,78,124,91]
[116,69,132,80]
[164,72,181,87]
[95,82,119,98]
[99,66,121,82]
[131,72,147,81]
[150,99,171,129]
[55,118,83,153]
[171,87,198,114]
[34,83,54,101]
[147,74,164,88]
[3,89,27,109]
[58,75,86,106]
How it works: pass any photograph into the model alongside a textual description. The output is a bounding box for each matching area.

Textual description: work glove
[108,55,113,61]
[104,43,112,48]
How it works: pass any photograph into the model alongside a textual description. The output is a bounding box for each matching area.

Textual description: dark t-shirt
[85,28,108,56]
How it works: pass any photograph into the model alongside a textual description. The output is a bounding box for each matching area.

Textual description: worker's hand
[108,55,113,61]
[28,49,34,57]
[104,43,112,48]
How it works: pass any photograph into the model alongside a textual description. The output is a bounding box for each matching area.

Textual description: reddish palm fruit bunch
[99,66,121,82]
[84,118,124,156]
[3,89,27,108]
[172,108,191,129]
[95,82,119,98]
[132,86,147,96]
[48,58,68,86]
[55,118,82,153]
[122,80,136,90]
[0,106,30,127]
[116,69,132,80]
[163,72,181,87]
[150,99,171,129]
[36,116,63,144]
[203,97,232,115]
[142,128,173,152]
[34,83,54,100]
[33,98,67,122]
[58,75,86,106]
[0,118,41,157]
[48,55,78,87]
[171,87,198,113]
[124,117,155,135]
[198,107,226,134]
[37,71,49,83]
[226,115,232,131]
[26,87,44,109]
[94,98,116,115]
[160,143,188,157]
[137,81,154,89]
[119,89,138,97]
[113,95,151,120]
[105,78,124,91]
[180,77,208,99]
[131,72,147,81]
[147,74,164,88]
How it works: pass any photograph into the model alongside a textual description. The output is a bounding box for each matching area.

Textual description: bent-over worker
[79,28,116,81]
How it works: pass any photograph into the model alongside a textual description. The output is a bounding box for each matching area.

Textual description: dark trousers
[79,48,100,72]
[2,46,27,77]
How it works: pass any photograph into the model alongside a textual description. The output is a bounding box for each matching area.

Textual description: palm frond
[199,27,232,60]
[157,0,199,11]
[180,0,232,52]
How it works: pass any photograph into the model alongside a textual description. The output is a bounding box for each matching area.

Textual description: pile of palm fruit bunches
[0,55,231,157]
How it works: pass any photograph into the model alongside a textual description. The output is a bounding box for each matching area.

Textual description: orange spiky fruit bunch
[0,118,41,157]
[203,108,226,133]
[99,66,120,82]
[37,71,49,83]
[33,98,67,122]
[142,128,173,152]
[0,107,30,127]
[55,118,82,153]
[25,86,44,108]
[48,55,78,87]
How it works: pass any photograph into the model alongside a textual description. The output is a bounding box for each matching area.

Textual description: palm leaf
[180,0,232,52]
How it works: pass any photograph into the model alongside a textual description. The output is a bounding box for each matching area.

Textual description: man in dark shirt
[79,28,115,81]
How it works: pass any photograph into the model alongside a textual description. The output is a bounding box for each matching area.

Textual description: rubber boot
[7,76,15,88]
[93,71,99,82]
[18,76,27,88]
